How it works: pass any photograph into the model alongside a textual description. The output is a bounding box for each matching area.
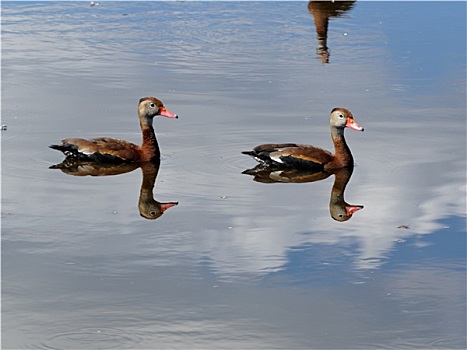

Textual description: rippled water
[2,1,466,349]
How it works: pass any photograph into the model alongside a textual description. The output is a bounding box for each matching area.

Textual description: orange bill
[345,117,364,131]
[159,107,178,119]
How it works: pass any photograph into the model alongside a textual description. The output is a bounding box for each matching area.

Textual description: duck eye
[149,103,156,108]
[338,214,344,218]
[338,114,344,119]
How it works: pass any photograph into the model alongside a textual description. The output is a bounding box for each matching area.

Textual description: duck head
[138,97,178,126]
[330,108,364,132]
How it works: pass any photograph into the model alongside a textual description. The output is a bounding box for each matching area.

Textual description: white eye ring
[149,103,156,108]
[338,113,344,119]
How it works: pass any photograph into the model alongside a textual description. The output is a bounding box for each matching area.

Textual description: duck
[50,97,178,163]
[242,108,363,171]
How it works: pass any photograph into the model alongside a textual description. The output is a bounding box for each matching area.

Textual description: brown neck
[140,124,160,162]
[330,127,353,168]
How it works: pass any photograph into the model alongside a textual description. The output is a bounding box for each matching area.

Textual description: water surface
[2,1,466,349]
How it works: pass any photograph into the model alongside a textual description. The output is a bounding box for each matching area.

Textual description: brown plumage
[50,97,178,163]
[242,108,364,171]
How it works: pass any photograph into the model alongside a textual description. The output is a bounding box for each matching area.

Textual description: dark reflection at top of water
[308,1,356,63]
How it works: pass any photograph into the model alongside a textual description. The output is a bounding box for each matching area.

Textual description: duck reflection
[308,1,356,63]
[137,162,178,220]
[49,160,178,220]
[243,165,363,221]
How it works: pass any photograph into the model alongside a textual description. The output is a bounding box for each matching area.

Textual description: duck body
[50,97,178,164]
[243,108,363,171]
[243,143,333,171]
[50,137,143,163]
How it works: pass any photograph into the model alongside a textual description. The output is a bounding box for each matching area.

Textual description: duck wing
[243,143,334,170]
[50,137,140,162]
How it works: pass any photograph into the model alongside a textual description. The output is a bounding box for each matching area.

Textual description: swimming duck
[242,108,363,171]
[50,97,178,163]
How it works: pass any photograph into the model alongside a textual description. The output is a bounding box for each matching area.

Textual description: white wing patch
[270,154,284,163]
[270,150,289,164]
